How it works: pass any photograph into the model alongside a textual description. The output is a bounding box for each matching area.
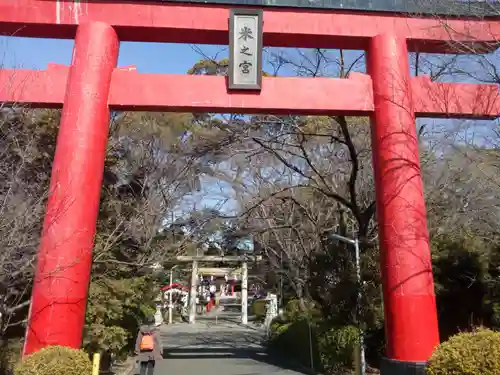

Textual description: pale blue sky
[0,36,365,75]
[0,37,227,73]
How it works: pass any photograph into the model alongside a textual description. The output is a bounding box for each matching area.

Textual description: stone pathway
[152,309,311,375]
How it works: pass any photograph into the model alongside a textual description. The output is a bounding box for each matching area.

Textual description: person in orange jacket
[134,316,163,375]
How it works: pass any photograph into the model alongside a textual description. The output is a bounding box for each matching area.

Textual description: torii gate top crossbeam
[0,0,499,52]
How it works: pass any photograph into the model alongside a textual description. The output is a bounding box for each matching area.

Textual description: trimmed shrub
[427,327,500,375]
[14,346,92,375]
[252,299,267,319]
[269,318,323,372]
[318,325,360,372]
[270,320,292,339]
[283,299,322,323]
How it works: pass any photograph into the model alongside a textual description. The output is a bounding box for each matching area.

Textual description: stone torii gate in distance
[175,255,262,325]
[0,1,500,374]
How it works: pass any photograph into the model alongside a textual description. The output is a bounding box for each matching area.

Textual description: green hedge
[14,346,92,375]
[269,318,323,372]
[427,328,500,375]
[282,299,322,323]
[252,299,266,319]
[318,325,359,372]
[268,299,363,374]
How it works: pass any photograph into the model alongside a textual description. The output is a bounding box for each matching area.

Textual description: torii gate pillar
[368,33,439,374]
[23,21,119,355]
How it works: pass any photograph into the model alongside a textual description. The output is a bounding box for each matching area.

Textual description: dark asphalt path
[152,310,310,375]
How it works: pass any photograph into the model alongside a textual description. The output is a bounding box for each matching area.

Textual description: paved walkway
[152,309,310,375]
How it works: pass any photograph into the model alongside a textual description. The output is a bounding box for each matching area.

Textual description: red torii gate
[0,1,499,373]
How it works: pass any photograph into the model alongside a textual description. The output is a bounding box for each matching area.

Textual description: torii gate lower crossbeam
[0,3,499,374]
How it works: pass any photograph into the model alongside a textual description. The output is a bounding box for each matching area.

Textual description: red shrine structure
[0,1,499,374]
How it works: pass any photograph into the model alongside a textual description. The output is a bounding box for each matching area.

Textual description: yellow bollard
[92,353,101,375]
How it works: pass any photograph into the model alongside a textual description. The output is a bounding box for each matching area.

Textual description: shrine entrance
[0,1,499,374]
[175,255,262,325]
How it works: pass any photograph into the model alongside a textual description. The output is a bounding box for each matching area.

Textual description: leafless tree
[0,107,53,343]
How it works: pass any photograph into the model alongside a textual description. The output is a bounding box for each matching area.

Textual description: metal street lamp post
[328,232,366,375]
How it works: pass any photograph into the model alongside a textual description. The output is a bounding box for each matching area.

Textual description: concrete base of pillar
[380,358,426,375]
